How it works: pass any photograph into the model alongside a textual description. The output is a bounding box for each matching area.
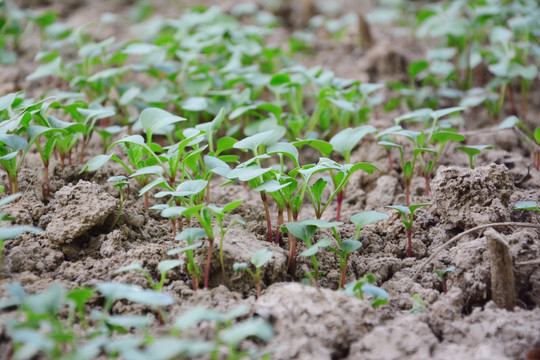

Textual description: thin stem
[336,191,343,222]
[203,238,214,289]
[110,189,123,230]
[405,178,411,206]
[340,254,349,289]
[275,208,284,245]
[286,205,296,278]
[407,228,412,258]
[387,149,394,172]
[424,174,430,196]
[261,192,273,243]
[144,192,149,212]
[255,276,261,299]
[442,280,447,294]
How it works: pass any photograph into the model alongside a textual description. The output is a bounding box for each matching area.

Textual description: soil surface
[1,1,540,359]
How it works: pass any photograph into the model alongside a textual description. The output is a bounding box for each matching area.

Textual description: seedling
[233,248,273,298]
[343,273,389,308]
[107,176,130,230]
[434,265,455,294]
[207,201,245,283]
[410,294,426,314]
[0,134,29,194]
[169,227,205,291]
[515,201,540,214]
[386,203,432,257]
[456,145,493,169]
[499,116,540,170]
[114,259,184,291]
[285,219,342,284]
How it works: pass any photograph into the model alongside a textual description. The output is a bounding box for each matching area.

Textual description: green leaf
[140,108,185,139]
[431,107,466,120]
[106,315,151,329]
[233,130,275,153]
[330,125,377,157]
[310,178,327,204]
[129,165,163,178]
[0,93,16,111]
[250,248,272,268]
[24,284,65,315]
[168,243,203,256]
[341,239,362,254]
[182,97,208,112]
[293,139,333,157]
[409,203,432,213]
[158,259,183,275]
[456,145,493,156]
[219,318,274,346]
[350,211,388,228]
[175,228,208,242]
[267,142,299,164]
[233,262,248,273]
[161,206,188,218]
[431,131,466,144]
[269,73,291,87]
[114,263,145,274]
[515,201,539,211]
[285,222,318,242]
[96,282,174,306]
[386,205,410,217]
[227,165,272,181]
[300,219,343,228]
[0,225,43,240]
[254,180,290,193]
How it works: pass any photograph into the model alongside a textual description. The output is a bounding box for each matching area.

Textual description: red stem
[79,137,86,165]
[255,278,261,298]
[387,149,394,172]
[203,238,214,289]
[261,192,273,243]
[275,208,284,245]
[340,254,349,289]
[443,280,447,294]
[424,174,430,196]
[535,151,540,171]
[336,191,343,222]
[144,192,149,212]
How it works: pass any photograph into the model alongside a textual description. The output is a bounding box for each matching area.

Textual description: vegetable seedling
[343,273,389,308]
[434,265,455,294]
[285,219,342,284]
[107,175,130,230]
[169,228,205,291]
[456,145,493,169]
[233,248,273,298]
[114,259,184,291]
[410,294,426,314]
[386,203,432,258]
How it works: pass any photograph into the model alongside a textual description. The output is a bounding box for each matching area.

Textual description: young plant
[233,248,273,298]
[0,134,29,195]
[114,259,184,291]
[285,219,342,284]
[434,265,455,294]
[336,211,389,288]
[168,227,204,291]
[456,145,493,169]
[208,200,245,283]
[386,203,432,258]
[410,294,426,314]
[329,125,377,220]
[343,273,389,308]
[107,175,130,230]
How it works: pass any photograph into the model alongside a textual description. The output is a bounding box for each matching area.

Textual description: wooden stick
[485,228,516,311]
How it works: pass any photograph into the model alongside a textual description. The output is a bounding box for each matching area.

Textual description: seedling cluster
[0,0,538,357]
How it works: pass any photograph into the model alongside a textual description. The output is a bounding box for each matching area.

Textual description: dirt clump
[431,164,514,228]
[255,282,378,359]
[41,180,118,245]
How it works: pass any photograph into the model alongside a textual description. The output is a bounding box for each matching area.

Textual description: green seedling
[343,273,389,308]
[434,265,455,294]
[285,219,342,284]
[410,294,426,314]
[456,145,493,169]
[233,248,273,298]
[114,259,184,291]
[169,227,205,291]
[515,201,540,214]
[386,203,432,258]
[107,175,130,230]
[333,211,389,288]
[329,125,377,221]
[0,134,29,195]
[208,200,245,283]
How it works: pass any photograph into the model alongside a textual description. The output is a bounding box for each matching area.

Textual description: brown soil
[1,0,539,359]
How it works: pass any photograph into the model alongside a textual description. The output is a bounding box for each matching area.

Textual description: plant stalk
[261,192,273,243]
[340,254,349,289]
[407,229,412,258]
[203,238,214,288]
[336,190,344,222]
